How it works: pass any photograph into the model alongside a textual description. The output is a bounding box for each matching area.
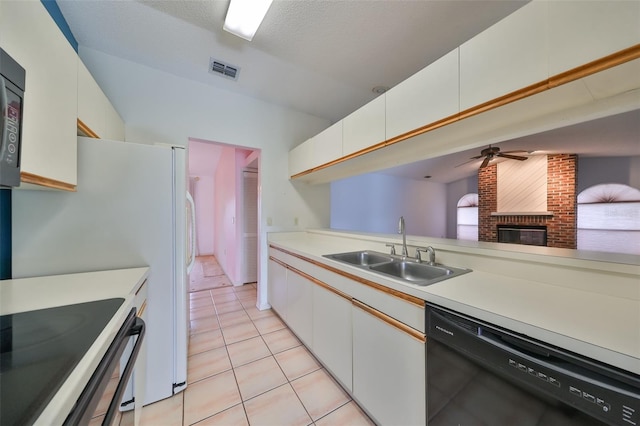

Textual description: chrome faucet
[398,216,408,257]
[416,246,436,265]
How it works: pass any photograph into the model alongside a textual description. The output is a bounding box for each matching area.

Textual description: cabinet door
[342,95,385,156]
[549,1,640,77]
[312,284,352,392]
[78,59,106,137]
[459,1,548,111]
[288,138,314,177]
[78,59,125,141]
[268,260,288,320]
[0,1,78,188]
[352,300,426,425]
[288,121,342,177]
[286,270,314,347]
[311,121,343,169]
[386,49,459,140]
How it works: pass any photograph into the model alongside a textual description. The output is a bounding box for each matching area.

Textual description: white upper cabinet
[78,59,125,140]
[313,120,342,167]
[342,95,385,157]
[549,1,640,77]
[1,1,78,189]
[386,48,459,140]
[289,120,342,177]
[288,138,314,177]
[78,60,105,136]
[459,1,548,111]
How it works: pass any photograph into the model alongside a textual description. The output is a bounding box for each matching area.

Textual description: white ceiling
[57,0,639,183]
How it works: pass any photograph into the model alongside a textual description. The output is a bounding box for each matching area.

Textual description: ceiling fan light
[223,0,274,41]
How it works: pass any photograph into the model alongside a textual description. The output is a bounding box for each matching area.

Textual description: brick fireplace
[478,154,577,249]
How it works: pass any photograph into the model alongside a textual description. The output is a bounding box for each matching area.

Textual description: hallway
[134,256,373,425]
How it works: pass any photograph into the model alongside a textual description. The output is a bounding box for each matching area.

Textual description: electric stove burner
[0,298,124,425]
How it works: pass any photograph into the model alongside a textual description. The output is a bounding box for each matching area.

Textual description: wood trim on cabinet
[549,44,640,88]
[290,44,640,180]
[353,299,426,344]
[269,256,289,270]
[137,300,147,318]
[270,255,351,301]
[20,171,77,192]
[269,245,425,308]
[77,118,100,139]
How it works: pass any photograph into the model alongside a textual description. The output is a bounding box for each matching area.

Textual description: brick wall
[478,154,577,249]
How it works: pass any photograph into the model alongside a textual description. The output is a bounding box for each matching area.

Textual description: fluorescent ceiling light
[223,0,274,41]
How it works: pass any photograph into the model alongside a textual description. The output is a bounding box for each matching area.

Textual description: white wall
[80,47,331,308]
[577,156,640,193]
[445,176,479,239]
[330,173,447,237]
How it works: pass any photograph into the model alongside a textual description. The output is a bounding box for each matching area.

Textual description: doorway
[187,138,261,293]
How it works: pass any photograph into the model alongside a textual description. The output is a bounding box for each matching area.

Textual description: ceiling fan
[457,145,529,169]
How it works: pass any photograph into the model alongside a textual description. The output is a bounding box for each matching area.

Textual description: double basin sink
[323,250,471,287]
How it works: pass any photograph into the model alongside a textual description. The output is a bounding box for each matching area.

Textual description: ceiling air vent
[209,58,240,81]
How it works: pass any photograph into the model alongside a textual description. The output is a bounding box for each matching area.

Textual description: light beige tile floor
[134,257,374,425]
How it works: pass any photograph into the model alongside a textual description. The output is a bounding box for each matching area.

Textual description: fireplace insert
[498,225,547,246]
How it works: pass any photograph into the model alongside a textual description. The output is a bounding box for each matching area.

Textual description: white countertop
[0,267,149,425]
[268,230,640,376]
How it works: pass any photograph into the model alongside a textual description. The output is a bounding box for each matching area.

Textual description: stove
[0,298,124,425]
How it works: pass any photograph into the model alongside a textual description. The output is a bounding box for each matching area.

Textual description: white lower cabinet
[268,250,427,425]
[352,300,426,426]
[267,259,288,320]
[312,284,353,392]
[286,270,314,347]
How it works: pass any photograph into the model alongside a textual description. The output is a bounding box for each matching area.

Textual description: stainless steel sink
[369,261,452,282]
[323,250,471,286]
[324,251,394,266]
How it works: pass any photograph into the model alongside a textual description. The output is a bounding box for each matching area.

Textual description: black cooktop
[0,298,124,425]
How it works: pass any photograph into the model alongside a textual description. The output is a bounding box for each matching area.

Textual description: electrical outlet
[294,217,299,226]
[267,217,273,226]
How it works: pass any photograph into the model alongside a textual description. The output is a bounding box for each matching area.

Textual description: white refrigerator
[12,136,193,405]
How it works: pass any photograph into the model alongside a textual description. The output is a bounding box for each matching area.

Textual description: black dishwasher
[426,304,639,426]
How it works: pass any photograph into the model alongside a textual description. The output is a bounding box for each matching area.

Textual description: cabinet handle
[270,256,350,301]
[353,299,426,343]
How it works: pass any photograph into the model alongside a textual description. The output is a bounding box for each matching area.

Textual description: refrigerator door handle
[186,191,196,274]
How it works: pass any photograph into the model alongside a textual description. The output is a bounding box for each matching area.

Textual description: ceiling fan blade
[501,149,529,154]
[498,153,528,161]
[480,156,491,168]
[470,154,484,159]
